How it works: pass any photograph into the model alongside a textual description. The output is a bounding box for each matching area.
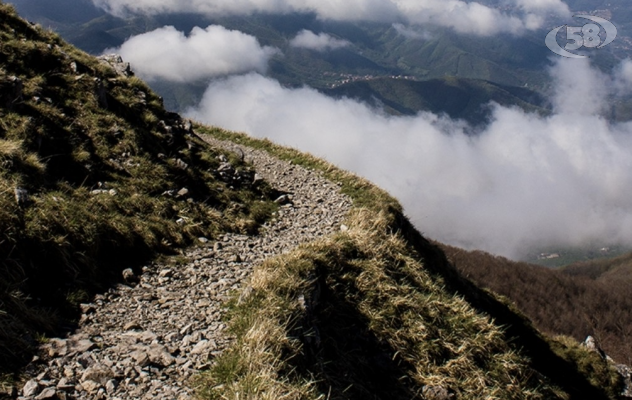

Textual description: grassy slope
[194,127,622,400]
[0,3,276,378]
[441,244,632,366]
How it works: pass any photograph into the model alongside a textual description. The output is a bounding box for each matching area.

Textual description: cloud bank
[92,0,571,36]
[289,30,350,51]
[108,25,277,82]
[186,59,632,259]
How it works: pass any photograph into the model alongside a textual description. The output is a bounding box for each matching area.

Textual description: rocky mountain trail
[12,136,352,400]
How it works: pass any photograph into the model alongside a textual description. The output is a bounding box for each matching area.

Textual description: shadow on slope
[397,215,622,399]
[288,255,423,399]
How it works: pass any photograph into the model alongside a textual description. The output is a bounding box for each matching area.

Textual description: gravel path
[16,136,352,400]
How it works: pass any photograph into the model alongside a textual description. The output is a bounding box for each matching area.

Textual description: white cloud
[619,59,632,81]
[289,30,350,51]
[186,59,632,259]
[107,25,278,82]
[92,0,571,36]
[392,23,431,40]
[395,0,567,35]
[549,54,610,115]
[515,0,570,15]
[396,0,526,35]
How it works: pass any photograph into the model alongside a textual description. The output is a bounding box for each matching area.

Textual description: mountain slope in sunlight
[0,4,627,399]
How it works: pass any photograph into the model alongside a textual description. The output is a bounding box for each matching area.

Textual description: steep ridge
[0,1,278,379]
[0,3,628,400]
[442,243,632,366]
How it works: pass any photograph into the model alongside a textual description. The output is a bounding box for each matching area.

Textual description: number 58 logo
[545,15,617,58]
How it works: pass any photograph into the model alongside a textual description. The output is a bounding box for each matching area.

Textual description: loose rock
[22,379,39,397]
[34,387,57,399]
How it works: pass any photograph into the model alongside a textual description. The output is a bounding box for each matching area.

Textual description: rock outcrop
[582,335,632,397]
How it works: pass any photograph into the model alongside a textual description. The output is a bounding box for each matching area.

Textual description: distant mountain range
[324,76,548,126]
[12,0,632,121]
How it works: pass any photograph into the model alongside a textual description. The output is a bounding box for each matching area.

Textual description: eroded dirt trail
[18,136,352,400]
